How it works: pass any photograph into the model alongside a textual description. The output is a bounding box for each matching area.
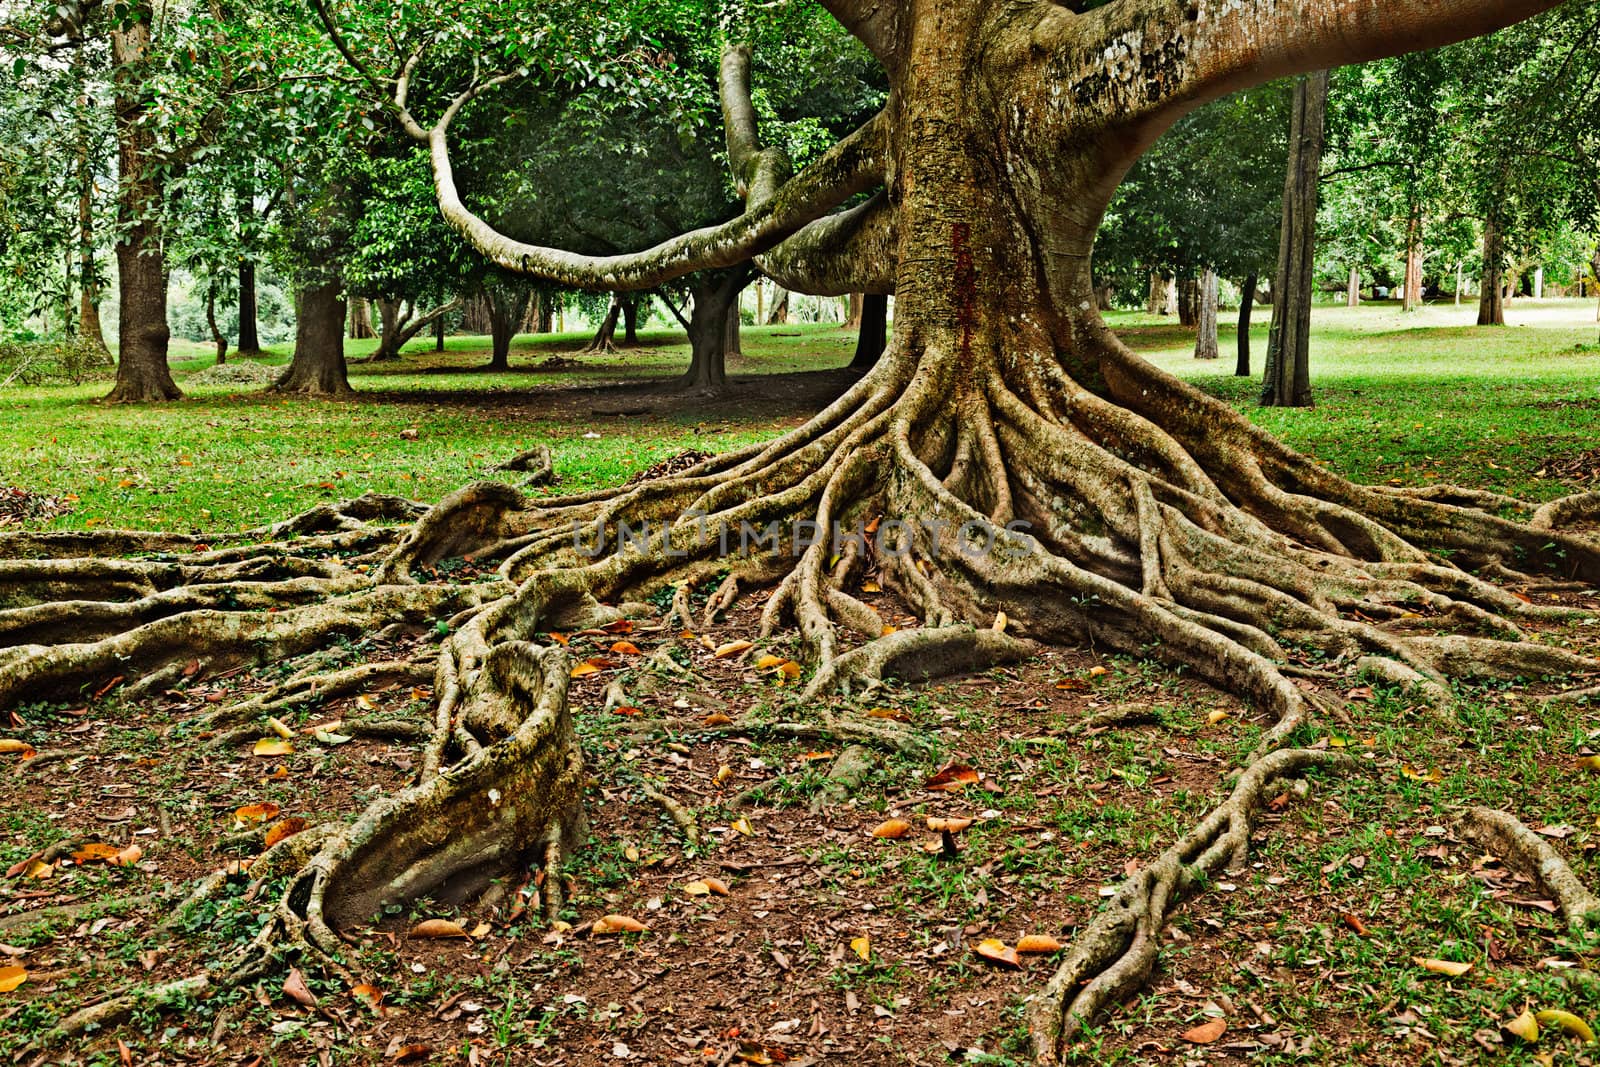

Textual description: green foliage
[0,336,114,385]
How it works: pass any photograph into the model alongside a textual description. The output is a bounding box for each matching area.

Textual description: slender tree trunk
[1401,209,1422,311]
[1477,216,1505,326]
[1261,69,1329,408]
[1095,284,1113,311]
[1193,270,1219,359]
[723,300,743,358]
[236,179,262,355]
[273,283,351,396]
[1176,274,1199,327]
[766,287,789,325]
[75,74,107,353]
[537,296,554,334]
[1236,273,1257,376]
[348,297,376,340]
[1454,261,1463,305]
[676,272,746,394]
[843,292,864,329]
[583,295,623,353]
[369,298,405,361]
[1146,272,1163,314]
[849,292,890,371]
[754,279,765,325]
[435,313,446,352]
[620,295,643,345]
[105,13,180,402]
[1346,265,1360,307]
[485,288,531,371]
[206,282,226,365]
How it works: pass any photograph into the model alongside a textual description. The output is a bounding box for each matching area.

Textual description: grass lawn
[2,298,1599,1066]
[3,298,1596,532]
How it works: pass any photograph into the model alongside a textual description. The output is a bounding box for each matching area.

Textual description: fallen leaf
[926,816,974,832]
[1055,678,1089,692]
[754,654,787,669]
[1576,755,1600,772]
[313,728,353,744]
[1087,665,1108,677]
[72,842,124,865]
[1534,1009,1596,1041]
[267,716,296,740]
[866,706,909,721]
[284,966,318,1008]
[731,816,755,836]
[714,765,735,786]
[23,859,52,879]
[1180,1018,1227,1044]
[610,641,642,655]
[701,877,730,896]
[773,660,801,683]
[592,915,649,935]
[569,661,602,679]
[1206,710,1230,725]
[253,738,294,757]
[469,921,491,937]
[117,1039,132,1067]
[547,632,570,646]
[0,965,25,992]
[234,802,282,825]
[713,640,755,659]
[264,817,310,848]
[352,982,387,1015]
[1401,764,1442,784]
[1504,1009,1540,1043]
[850,935,871,961]
[389,1044,431,1063]
[861,580,881,593]
[409,919,470,940]
[1015,934,1062,954]
[684,880,713,896]
[925,762,980,792]
[870,818,912,839]
[1341,912,1369,937]
[0,739,36,757]
[112,843,142,866]
[702,713,734,726]
[1414,956,1473,977]
[974,939,1019,969]
[992,610,1008,633]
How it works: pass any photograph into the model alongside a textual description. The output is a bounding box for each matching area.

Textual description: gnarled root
[1458,807,1600,929]
[1028,748,1358,1062]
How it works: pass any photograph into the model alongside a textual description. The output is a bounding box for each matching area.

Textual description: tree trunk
[1401,209,1422,312]
[348,296,376,340]
[723,299,743,358]
[1260,69,1329,408]
[1454,261,1463,306]
[766,287,789,325]
[1477,216,1505,326]
[75,81,107,353]
[274,283,351,396]
[843,291,864,329]
[105,13,180,402]
[1095,284,1114,311]
[370,298,405,361]
[1193,269,1219,359]
[237,259,261,355]
[1236,273,1257,376]
[620,294,643,345]
[435,314,446,352]
[583,295,623,353]
[206,282,227,365]
[1532,265,1542,300]
[849,292,890,371]
[486,288,532,371]
[1346,265,1360,307]
[1176,274,1199,327]
[537,297,554,334]
[676,272,746,394]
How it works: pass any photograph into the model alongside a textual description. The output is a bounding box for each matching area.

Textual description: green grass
[2,299,1597,532]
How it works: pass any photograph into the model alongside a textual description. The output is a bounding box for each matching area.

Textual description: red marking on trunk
[952,222,977,361]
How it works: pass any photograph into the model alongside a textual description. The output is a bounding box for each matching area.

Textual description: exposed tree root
[639,783,703,847]
[1029,749,1359,1061]
[1458,807,1600,928]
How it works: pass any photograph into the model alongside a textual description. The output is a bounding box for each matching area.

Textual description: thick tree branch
[816,0,903,73]
[758,191,896,296]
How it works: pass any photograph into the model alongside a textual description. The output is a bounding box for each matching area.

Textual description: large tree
[7,0,1600,1057]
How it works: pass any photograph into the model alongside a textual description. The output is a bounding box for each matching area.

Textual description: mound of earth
[186,361,281,387]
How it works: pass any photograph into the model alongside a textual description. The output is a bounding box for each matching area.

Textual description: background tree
[1260,70,1330,407]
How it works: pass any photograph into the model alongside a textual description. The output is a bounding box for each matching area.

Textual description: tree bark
[347,296,376,340]
[104,11,180,402]
[206,282,226,365]
[273,283,352,396]
[1193,269,1219,359]
[676,271,746,394]
[723,299,743,358]
[1401,209,1423,312]
[843,291,864,329]
[766,287,789,325]
[1236,273,1257,376]
[1260,69,1329,408]
[849,292,890,371]
[486,287,531,371]
[1346,265,1360,308]
[237,259,261,355]
[620,294,643,345]
[74,68,107,353]
[370,298,404,361]
[1478,216,1505,326]
[434,313,446,352]
[583,295,623,353]
[1176,274,1199,327]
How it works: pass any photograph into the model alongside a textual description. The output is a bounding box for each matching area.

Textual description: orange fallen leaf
[974,939,1020,969]
[1413,956,1472,976]
[389,1044,431,1063]
[1341,912,1369,937]
[546,632,570,646]
[592,914,649,935]
[112,843,143,866]
[850,935,871,961]
[1016,934,1062,954]
[713,640,755,659]
[234,802,281,825]
[72,843,124,865]
[0,739,36,758]
[754,654,787,669]
[0,965,27,992]
[1181,1018,1227,1044]
[701,876,730,896]
[861,580,881,593]
[352,982,387,1015]
[569,662,602,679]
[702,713,734,726]
[264,817,310,848]
[1055,678,1089,691]
[612,705,641,717]
[602,619,634,634]
[870,818,912,839]
[925,762,980,792]
[865,707,909,721]
[283,966,318,1008]
[409,918,470,940]
[609,641,642,655]
[252,738,294,757]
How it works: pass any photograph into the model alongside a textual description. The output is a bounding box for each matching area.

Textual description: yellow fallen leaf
[0,965,26,993]
[112,843,142,866]
[1206,710,1230,725]
[24,859,52,879]
[1504,1009,1540,1043]
[1414,956,1472,976]
[774,660,801,684]
[569,662,602,678]
[592,914,649,935]
[1534,1009,1596,1041]
[1016,934,1062,954]
[469,921,491,938]
[267,716,295,740]
[713,764,734,786]
[684,880,712,896]
[1576,755,1600,772]
[870,818,911,839]
[1087,665,1108,677]
[253,738,294,757]
[974,939,1019,968]
[713,640,755,659]
[754,654,786,670]
[234,802,281,825]
[861,580,881,593]
[72,842,124,865]
[731,816,754,836]
[992,610,1008,633]
[1401,764,1442,783]
[409,918,470,940]
[850,935,870,961]
[356,694,378,711]
[0,739,36,757]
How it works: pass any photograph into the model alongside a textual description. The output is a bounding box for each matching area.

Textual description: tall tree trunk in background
[434,314,446,352]
[348,297,376,340]
[1193,269,1219,359]
[1401,209,1422,311]
[677,272,746,395]
[1145,272,1163,314]
[485,288,531,371]
[74,58,108,353]
[1532,265,1542,299]
[843,292,864,329]
[620,294,643,345]
[1346,266,1360,307]
[206,282,227,364]
[1176,274,1198,327]
[1261,69,1329,408]
[236,259,261,354]
[105,9,180,402]
[537,296,554,333]
[849,292,889,371]
[766,287,789,325]
[273,283,351,396]
[369,298,403,361]
[723,300,743,358]
[1095,284,1113,310]
[1477,216,1505,326]
[1236,273,1257,376]
[583,295,623,353]
[1454,262,1463,305]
